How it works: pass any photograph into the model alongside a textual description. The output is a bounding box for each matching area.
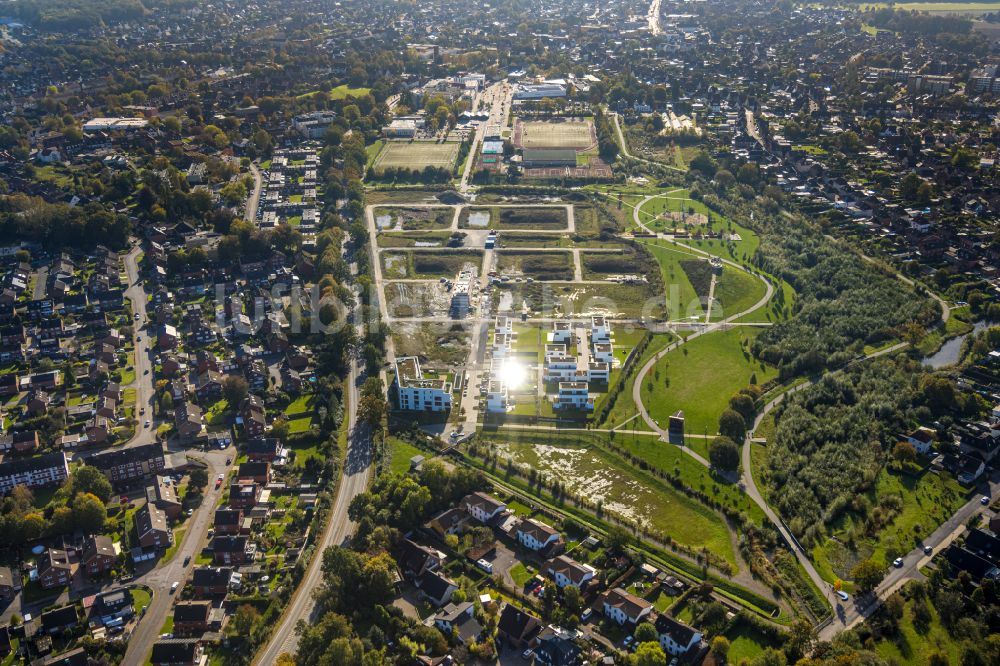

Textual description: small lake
[922,320,988,369]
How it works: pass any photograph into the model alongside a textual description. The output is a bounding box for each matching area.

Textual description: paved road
[254,279,373,664]
[247,162,263,223]
[647,0,663,34]
[32,267,47,301]
[120,243,234,663]
[460,81,510,192]
[123,448,230,663]
[817,471,1000,640]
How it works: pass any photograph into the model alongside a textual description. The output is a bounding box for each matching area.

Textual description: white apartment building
[395,357,452,412]
[592,342,614,364]
[591,316,611,343]
[495,316,514,336]
[486,380,511,413]
[548,321,572,344]
[556,381,593,411]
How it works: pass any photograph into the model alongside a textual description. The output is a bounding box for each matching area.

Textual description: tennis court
[514,119,597,150]
[373,141,460,172]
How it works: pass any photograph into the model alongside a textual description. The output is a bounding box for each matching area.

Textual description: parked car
[923,546,933,555]
[836,590,849,601]
[476,558,493,574]
[893,557,904,568]
[183,555,191,566]
[981,496,991,505]
[581,608,592,622]
[170,581,179,593]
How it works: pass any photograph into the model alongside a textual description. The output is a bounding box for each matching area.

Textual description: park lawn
[387,436,423,475]
[735,277,795,324]
[640,242,704,321]
[621,435,766,524]
[813,466,968,583]
[486,431,738,567]
[598,333,674,430]
[676,218,760,266]
[874,583,964,666]
[710,267,767,321]
[641,327,777,435]
[329,84,371,100]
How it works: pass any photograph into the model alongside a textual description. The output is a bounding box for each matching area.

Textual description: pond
[922,320,987,369]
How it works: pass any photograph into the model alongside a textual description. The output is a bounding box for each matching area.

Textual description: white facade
[493,333,513,360]
[516,519,560,551]
[591,316,611,343]
[486,380,511,413]
[395,357,452,412]
[587,362,610,382]
[463,492,506,523]
[495,316,514,336]
[592,342,614,364]
[556,382,592,411]
[548,321,572,344]
[544,355,578,382]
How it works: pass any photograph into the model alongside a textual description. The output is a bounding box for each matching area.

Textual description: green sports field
[373,141,460,172]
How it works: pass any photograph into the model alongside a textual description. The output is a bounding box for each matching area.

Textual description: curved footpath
[628,205,959,633]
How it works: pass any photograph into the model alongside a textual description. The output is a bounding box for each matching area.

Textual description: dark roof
[41,647,88,666]
[95,589,130,611]
[418,570,457,602]
[535,630,582,666]
[945,544,1000,580]
[173,601,212,623]
[245,438,280,455]
[91,443,164,469]
[211,535,248,552]
[655,614,699,646]
[214,508,243,526]
[150,638,200,663]
[41,605,78,631]
[397,538,440,575]
[0,451,67,476]
[523,148,577,161]
[965,528,1000,562]
[238,461,269,477]
[497,604,541,642]
[192,566,234,587]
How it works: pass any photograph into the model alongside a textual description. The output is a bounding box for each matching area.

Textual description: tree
[189,468,208,490]
[222,375,249,407]
[718,407,746,442]
[892,441,917,465]
[70,466,113,503]
[72,493,106,534]
[606,525,632,553]
[635,622,658,643]
[232,604,259,636]
[850,559,886,592]
[728,393,756,423]
[711,636,731,663]
[708,436,741,472]
[633,642,667,666]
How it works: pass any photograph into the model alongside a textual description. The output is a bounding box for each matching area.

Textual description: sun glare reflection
[497,360,527,390]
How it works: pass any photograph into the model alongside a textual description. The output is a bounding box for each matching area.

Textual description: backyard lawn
[387,436,424,475]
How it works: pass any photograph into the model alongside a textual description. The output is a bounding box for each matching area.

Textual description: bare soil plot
[382,250,483,278]
[373,206,453,230]
[497,251,574,281]
[391,322,470,365]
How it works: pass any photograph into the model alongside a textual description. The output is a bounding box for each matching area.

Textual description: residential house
[462,492,507,524]
[41,605,79,635]
[0,566,20,598]
[428,507,471,538]
[397,538,444,578]
[906,427,936,454]
[147,476,183,520]
[656,614,703,656]
[213,509,245,536]
[245,438,281,463]
[543,555,596,590]
[433,602,482,645]
[173,601,212,636]
[211,535,255,565]
[191,567,236,597]
[82,535,117,576]
[239,395,267,438]
[135,503,172,550]
[496,604,542,648]
[150,639,203,666]
[516,518,561,553]
[417,570,458,607]
[237,461,271,485]
[38,548,72,589]
[600,587,653,626]
[228,481,261,510]
[534,627,582,666]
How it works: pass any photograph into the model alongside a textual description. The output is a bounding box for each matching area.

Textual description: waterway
[922,320,988,368]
